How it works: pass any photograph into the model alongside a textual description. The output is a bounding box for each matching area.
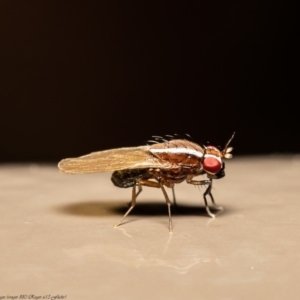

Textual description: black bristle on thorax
[147,133,193,145]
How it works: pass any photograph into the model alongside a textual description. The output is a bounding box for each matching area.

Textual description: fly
[58,133,235,233]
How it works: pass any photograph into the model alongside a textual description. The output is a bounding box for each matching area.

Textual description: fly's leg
[202,181,216,218]
[114,184,141,227]
[207,182,223,211]
[186,177,221,218]
[140,179,173,233]
[136,185,143,198]
[125,185,143,207]
[171,185,177,206]
[115,179,173,233]
[158,181,173,233]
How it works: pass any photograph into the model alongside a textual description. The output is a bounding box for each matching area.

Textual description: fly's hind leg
[158,181,173,233]
[115,179,173,233]
[171,185,177,206]
[186,177,222,218]
[139,179,173,233]
[114,184,142,228]
[126,185,143,207]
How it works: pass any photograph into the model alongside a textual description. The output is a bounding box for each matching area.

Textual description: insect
[58,133,234,232]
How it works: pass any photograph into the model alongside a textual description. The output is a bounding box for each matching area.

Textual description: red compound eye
[203,157,222,174]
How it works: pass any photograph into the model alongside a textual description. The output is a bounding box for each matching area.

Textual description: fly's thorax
[149,139,204,168]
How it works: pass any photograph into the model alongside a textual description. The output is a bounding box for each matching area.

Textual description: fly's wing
[58,146,173,174]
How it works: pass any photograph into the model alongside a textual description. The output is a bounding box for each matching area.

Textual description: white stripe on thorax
[150,147,204,158]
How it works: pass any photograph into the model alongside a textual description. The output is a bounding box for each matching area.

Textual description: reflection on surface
[57,200,233,274]
[63,215,223,275]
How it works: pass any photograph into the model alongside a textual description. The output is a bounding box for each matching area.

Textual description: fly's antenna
[222,132,235,159]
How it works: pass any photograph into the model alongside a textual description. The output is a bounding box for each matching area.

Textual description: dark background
[0,1,297,162]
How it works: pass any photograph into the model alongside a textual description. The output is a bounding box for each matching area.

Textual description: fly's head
[202,133,235,180]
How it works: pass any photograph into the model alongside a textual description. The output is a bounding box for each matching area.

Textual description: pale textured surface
[1,156,300,300]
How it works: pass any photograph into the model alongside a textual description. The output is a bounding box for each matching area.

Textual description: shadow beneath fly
[55,200,123,217]
[55,199,233,218]
[115,202,232,217]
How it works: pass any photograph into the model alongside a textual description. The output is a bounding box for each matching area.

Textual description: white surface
[1,155,300,300]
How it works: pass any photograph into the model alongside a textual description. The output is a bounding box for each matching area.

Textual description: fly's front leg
[186,177,221,218]
[206,181,223,211]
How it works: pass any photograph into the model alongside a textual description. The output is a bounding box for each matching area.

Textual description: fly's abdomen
[111,169,150,188]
